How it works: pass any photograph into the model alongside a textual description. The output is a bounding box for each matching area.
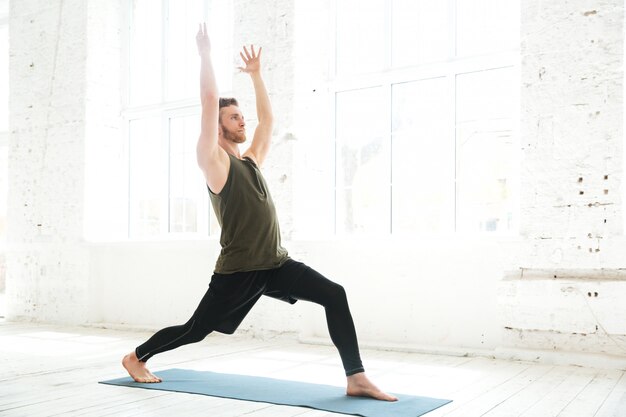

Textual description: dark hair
[219,97,239,109]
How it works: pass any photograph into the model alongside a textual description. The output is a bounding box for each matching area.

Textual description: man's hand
[238,44,272,167]
[238,45,262,74]
[196,22,211,56]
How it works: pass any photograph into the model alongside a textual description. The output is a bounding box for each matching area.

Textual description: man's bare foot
[347,372,398,401]
[122,351,162,383]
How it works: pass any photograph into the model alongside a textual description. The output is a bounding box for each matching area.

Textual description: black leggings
[135,259,365,376]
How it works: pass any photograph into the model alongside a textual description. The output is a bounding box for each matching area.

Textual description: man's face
[219,105,246,143]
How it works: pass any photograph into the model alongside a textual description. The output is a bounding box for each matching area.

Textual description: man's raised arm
[240,45,274,167]
[196,23,228,194]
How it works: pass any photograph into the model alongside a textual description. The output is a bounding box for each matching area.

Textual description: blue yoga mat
[100,368,451,417]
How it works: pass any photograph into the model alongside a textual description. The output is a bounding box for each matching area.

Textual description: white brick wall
[7,0,88,322]
[521,1,623,245]
[502,0,626,357]
[6,0,121,322]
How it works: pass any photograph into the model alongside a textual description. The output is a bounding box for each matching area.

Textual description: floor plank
[445,363,554,417]
[519,367,603,417]
[480,365,567,417]
[558,370,624,417]
[594,372,626,417]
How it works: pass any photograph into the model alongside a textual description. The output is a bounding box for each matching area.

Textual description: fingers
[239,44,261,71]
[197,22,208,37]
[240,45,261,61]
[242,45,252,61]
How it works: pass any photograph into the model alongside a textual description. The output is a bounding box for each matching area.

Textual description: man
[122,23,396,402]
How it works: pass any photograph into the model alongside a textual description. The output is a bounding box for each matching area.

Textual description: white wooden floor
[0,320,625,417]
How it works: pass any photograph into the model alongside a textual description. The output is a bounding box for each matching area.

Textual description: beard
[221,125,247,144]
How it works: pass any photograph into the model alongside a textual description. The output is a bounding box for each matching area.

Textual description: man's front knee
[185,320,212,343]
[329,283,348,304]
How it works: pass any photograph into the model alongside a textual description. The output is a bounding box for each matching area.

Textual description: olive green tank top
[208,153,289,273]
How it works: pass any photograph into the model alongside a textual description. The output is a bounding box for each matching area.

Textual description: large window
[126,0,232,238]
[330,0,520,236]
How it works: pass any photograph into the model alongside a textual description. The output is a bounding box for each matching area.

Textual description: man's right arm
[195,23,229,194]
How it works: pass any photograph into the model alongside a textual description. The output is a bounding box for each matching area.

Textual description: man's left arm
[240,45,273,167]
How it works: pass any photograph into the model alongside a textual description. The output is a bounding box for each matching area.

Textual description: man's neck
[218,140,241,159]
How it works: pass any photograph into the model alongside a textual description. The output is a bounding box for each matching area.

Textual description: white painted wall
[87,236,517,352]
[6,0,122,322]
[6,0,626,369]
[88,239,305,334]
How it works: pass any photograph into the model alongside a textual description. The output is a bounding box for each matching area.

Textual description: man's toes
[377,391,397,401]
[148,372,162,382]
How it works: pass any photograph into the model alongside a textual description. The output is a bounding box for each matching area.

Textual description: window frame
[330,0,520,238]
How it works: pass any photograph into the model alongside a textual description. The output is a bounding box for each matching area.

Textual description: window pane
[129,0,162,106]
[0,24,8,131]
[166,0,233,101]
[207,0,234,94]
[392,0,450,67]
[456,0,520,57]
[336,0,385,76]
[392,77,454,235]
[456,67,518,233]
[129,118,164,237]
[336,87,389,235]
[166,0,204,101]
[168,114,205,234]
